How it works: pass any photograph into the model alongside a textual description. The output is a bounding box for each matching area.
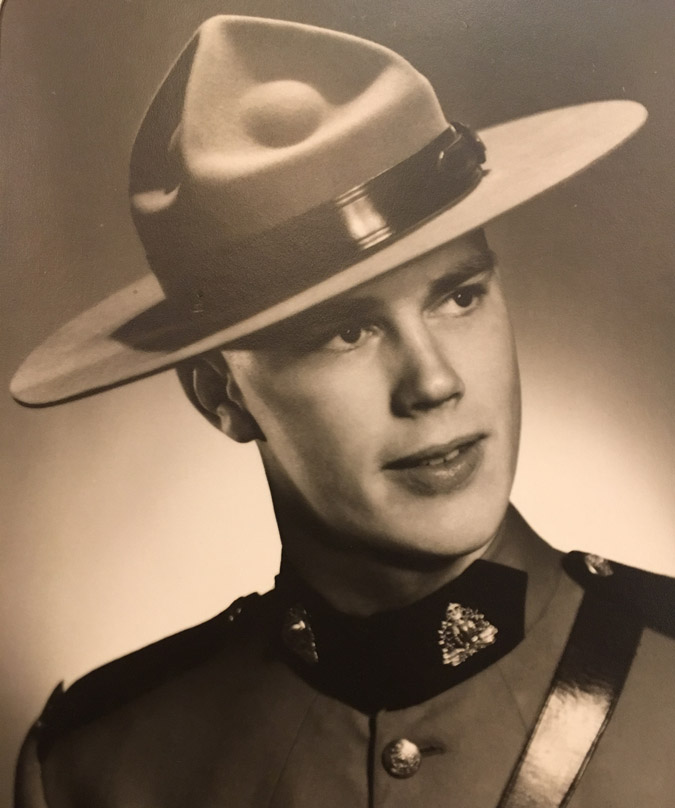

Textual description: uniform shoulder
[563,551,675,638]
[34,591,274,758]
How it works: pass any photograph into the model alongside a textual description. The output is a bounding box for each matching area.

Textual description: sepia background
[1,0,673,802]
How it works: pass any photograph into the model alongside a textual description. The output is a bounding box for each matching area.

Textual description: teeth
[422,447,461,466]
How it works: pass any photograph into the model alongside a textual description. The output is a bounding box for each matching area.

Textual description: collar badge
[438,602,498,666]
[584,553,614,577]
[282,604,319,665]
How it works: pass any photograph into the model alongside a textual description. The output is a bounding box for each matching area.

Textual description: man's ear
[190,354,265,443]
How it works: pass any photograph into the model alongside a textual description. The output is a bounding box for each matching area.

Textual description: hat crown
[130,15,448,246]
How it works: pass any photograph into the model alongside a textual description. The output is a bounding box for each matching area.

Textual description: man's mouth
[383,433,487,470]
[382,434,487,496]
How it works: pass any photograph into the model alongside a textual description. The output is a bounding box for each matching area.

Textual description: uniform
[14,507,675,806]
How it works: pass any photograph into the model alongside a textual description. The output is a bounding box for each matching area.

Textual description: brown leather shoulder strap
[497,588,643,808]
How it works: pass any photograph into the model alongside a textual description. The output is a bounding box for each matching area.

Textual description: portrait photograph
[1,1,673,806]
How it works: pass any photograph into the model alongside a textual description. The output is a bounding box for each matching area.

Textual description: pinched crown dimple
[241,80,328,147]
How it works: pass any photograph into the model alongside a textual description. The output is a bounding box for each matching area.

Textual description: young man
[12,15,674,807]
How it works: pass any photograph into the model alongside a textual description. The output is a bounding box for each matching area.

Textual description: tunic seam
[494,662,530,732]
[266,691,323,807]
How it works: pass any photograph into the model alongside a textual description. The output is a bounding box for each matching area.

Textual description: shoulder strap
[32,593,265,763]
[563,551,675,638]
[496,585,643,808]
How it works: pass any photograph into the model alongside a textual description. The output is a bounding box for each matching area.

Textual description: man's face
[224,231,521,559]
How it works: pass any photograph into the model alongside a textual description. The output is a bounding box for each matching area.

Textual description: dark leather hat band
[150,124,486,326]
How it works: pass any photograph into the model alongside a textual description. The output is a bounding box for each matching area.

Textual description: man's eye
[323,325,374,351]
[439,283,488,314]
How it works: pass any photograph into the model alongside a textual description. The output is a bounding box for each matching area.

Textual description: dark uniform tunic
[14,507,675,806]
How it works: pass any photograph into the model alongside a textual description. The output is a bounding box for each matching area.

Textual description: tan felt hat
[10,15,647,406]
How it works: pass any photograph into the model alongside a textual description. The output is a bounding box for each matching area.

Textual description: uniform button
[382,738,422,778]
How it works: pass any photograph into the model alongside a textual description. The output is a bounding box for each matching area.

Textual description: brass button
[382,738,422,778]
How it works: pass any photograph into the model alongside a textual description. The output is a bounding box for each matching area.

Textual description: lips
[383,434,487,496]
[384,433,487,470]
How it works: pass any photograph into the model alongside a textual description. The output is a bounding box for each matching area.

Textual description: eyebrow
[422,249,496,309]
[229,249,497,350]
[307,249,497,325]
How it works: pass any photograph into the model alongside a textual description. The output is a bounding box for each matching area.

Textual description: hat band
[158,124,487,325]
[333,121,486,251]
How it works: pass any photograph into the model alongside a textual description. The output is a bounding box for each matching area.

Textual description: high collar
[272,505,562,713]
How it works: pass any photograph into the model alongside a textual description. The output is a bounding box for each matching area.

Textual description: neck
[268,485,497,617]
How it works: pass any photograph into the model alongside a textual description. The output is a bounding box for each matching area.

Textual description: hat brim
[11,100,647,406]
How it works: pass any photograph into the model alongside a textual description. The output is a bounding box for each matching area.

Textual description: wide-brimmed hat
[11,15,647,406]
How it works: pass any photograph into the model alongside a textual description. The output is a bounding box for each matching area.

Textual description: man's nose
[390,322,464,417]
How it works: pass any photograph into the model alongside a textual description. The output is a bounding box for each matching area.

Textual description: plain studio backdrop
[1,0,673,803]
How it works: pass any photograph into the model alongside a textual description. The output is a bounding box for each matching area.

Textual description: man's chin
[347,514,506,572]
[362,496,510,565]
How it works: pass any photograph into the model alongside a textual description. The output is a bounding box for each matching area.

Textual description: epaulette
[563,551,675,638]
[35,592,266,760]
